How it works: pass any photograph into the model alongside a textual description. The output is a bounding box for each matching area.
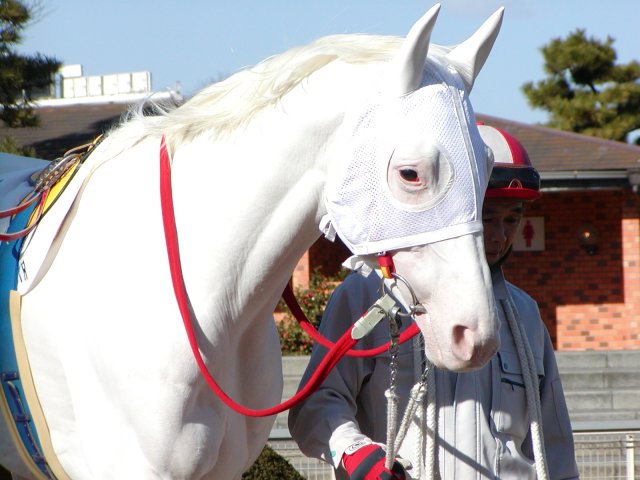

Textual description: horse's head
[325,4,504,371]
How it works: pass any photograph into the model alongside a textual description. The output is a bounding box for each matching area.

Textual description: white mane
[118,35,450,148]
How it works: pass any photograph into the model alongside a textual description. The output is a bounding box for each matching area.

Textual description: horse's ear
[446,7,504,93]
[383,3,441,96]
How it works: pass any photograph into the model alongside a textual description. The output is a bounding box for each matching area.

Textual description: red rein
[281,284,420,357]
[159,137,419,416]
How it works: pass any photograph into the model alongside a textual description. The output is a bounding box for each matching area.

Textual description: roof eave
[540,169,632,191]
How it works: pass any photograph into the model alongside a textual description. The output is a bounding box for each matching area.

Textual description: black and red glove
[342,441,408,480]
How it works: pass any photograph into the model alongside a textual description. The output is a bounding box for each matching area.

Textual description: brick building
[3,99,640,351]
[477,114,640,351]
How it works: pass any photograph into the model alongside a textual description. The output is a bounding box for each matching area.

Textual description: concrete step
[283,356,640,393]
[278,353,640,432]
[556,350,640,371]
[286,352,640,377]
[555,351,640,420]
[282,377,303,399]
[569,409,640,423]
[282,356,309,399]
[278,357,311,434]
[273,412,289,430]
[564,388,640,412]
[284,352,640,377]
[556,351,609,371]
[560,368,640,390]
[282,356,310,377]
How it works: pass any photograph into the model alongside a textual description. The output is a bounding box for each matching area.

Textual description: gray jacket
[288,270,579,479]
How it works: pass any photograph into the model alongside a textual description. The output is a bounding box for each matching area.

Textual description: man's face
[482,198,524,267]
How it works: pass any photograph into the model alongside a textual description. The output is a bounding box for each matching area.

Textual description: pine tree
[0,0,60,128]
[522,29,640,144]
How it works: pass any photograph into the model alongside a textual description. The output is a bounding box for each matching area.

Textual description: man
[288,125,579,479]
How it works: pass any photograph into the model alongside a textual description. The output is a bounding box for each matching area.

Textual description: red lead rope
[160,137,366,416]
[281,284,420,357]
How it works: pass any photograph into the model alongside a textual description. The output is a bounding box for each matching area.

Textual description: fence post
[626,434,635,480]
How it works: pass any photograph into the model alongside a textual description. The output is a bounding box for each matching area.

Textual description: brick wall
[503,189,640,350]
[291,236,350,290]
[309,236,351,277]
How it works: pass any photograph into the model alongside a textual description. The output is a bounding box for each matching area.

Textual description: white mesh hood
[324,59,491,255]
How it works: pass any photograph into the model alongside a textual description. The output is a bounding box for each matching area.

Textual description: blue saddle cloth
[0,153,49,232]
[0,152,55,477]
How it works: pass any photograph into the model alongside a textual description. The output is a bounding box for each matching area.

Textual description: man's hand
[342,441,408,480]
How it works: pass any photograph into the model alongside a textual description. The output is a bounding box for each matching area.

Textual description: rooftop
[476,113,640,174]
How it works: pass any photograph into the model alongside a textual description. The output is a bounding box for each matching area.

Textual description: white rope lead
[385,388,400,470]
[385,314,402,470]
[390,361,436,480]
[394,382,426,454]
[424,364,436,480]
[501,298,549,480]
[416,398,426,480]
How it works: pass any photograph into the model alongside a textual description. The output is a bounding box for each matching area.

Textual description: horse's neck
[169,63,374,331]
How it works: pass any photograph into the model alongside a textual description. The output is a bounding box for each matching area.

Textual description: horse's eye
[400,169,419,182]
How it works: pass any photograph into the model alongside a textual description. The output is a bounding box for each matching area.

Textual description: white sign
[62,71,151,98]
[513,216,545,251]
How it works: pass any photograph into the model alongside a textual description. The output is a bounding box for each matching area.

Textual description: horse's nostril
[450,323,500,369]
[451,324,475,362]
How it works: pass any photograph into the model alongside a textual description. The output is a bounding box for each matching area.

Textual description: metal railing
[269,430,640,479]
[573,431,638,480]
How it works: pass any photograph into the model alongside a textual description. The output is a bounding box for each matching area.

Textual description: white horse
[1,4,504,479]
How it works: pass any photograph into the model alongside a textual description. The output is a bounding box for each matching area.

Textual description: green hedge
[243,445,304,480]
[278,268,347,355]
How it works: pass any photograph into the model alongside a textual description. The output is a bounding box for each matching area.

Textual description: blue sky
[17,0,639,125]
